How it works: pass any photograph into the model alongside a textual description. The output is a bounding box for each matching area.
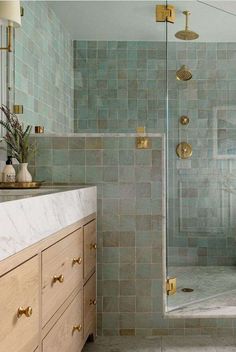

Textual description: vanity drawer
[43,289,83,352]
[0,256,39,352]
[84,220,96,279]
[42,228,83,326]
[84,273,96,340]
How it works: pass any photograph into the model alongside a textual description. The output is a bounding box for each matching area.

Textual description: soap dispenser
[2,156,16,183]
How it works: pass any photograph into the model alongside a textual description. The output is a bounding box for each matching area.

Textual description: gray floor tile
[161,336,216,352]
[83,336,161,351]
[214,337,236,351]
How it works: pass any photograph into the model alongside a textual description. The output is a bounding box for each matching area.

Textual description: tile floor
[168,266,236,316]
[82,336,236,351]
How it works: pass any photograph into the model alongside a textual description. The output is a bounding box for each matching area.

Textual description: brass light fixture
[0,1,21,52]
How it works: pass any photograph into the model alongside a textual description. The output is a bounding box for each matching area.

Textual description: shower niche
[165,1,236,317]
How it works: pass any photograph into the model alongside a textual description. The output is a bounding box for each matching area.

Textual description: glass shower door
[166,1,236,315]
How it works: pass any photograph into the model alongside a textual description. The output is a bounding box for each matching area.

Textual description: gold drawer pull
[89,299,97,306]
[72,257,82,265]
[72,324,82,334]
[52,274,64,284]
[17,306,33,318]
[90,243,97,250]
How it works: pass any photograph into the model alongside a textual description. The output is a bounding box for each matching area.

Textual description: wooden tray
[0,181,43,189]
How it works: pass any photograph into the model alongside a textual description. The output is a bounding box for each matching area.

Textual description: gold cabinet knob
[90,243,97,250]
[89,299,97,306]
[72,257,82,265]
[17,306,33,318]
[52,274,64,284]
[72,324,82,334]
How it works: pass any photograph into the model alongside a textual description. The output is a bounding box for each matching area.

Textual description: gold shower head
[175,11,199,41]
[176,65,192,81]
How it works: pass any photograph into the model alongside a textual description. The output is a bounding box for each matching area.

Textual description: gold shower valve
[176,142,192,159]
[180,116,190,125]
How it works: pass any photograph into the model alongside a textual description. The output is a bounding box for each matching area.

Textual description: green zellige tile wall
[73,41,166,132]
[14,1,74,133]
[30,134,236,337]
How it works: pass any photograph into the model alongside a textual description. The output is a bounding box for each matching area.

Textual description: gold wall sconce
[0,1,21,52]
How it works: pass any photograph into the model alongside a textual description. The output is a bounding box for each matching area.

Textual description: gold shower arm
[183,10,191,31]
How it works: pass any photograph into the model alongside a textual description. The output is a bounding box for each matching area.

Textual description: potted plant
[0,105,35,182]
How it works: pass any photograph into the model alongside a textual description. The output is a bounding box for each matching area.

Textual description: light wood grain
[0,215,97,352]
[43,290,83,352]
[42,228,83,326]
[83,273,96,341]
[0,256,39,352]
[84,220,96,280]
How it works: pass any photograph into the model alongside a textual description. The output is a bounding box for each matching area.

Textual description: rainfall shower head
[175,11,199,41]
[176,65,192,81]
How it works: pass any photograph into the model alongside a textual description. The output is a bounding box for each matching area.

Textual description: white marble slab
[0,186,97,261]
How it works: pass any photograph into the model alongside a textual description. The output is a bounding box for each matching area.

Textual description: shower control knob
[176,142,192,159]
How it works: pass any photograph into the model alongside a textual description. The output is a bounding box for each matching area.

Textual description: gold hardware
[52,274,64,284]
[175,10,199,41]
[136,137,151,149]
[35,126,44,134]
[176,65,192,81]
[72,257,82,265]
[17,306,33,318]
[180,115,190,126]
[21,7,24,17]
[166,278,177,296]
[13,105,23,114]
[72,324,82,334]
[89,299,97,306]
[156,5,175,24]
[176,142,192,159]
[90,243,97,250]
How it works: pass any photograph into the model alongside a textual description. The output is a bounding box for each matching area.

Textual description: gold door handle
[72,324,82,334]
[72,257,82,265]
[17,306,33,318]
[89,299,97,306]
[90,243,97,250]
[52,274,64,284]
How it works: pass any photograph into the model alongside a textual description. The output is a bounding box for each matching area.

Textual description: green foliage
[0,105,36,163]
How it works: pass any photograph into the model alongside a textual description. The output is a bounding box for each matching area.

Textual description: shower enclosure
[165,1,236,316]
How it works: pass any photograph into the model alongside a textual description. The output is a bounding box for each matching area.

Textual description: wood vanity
[0,186,97,352]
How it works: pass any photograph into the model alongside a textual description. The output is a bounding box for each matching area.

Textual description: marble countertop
[0,184,92,203]
[0,185,97,261]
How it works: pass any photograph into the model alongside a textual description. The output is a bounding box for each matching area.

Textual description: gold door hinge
[156,5,176,24]
[166,277,177,295]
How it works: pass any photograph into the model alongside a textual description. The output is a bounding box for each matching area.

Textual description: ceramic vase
[17,163,32,182]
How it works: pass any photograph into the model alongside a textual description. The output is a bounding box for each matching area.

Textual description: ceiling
[47,1,236,42]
